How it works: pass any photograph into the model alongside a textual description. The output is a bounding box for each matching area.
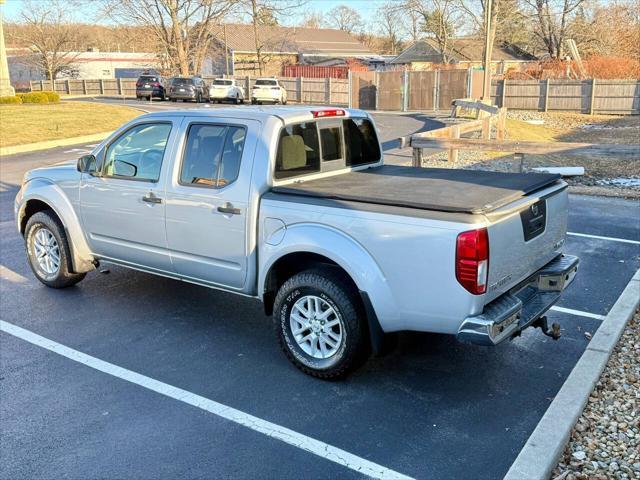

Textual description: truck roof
[140,106,369,124]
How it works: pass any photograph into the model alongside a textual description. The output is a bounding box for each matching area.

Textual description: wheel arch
[18,180,94,273]
[259,224,398,343]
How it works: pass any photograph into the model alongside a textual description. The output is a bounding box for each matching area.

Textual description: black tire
[273,268,370,379]
[170,98,176,102]
[24,211,86,289]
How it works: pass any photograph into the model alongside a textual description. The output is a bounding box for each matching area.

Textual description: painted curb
[504,268,640,480]
[0,132,114,157]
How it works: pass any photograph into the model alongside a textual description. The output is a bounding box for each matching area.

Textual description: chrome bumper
[457,254,579,346]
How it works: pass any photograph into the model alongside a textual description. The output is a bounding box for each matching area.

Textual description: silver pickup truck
[15,106,578,378]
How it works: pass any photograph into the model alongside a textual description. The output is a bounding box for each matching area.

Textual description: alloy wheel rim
[290,295,343,359]
[33,227,60,275]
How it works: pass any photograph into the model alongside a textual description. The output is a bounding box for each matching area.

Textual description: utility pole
[481,0,493,102]
[223,24,229,76]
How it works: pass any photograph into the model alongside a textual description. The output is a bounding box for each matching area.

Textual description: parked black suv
[167,76,208,103]
[135,73,165,100]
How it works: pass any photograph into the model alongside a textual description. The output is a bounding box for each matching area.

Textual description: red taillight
[153,82,161,87]
[456,228,489,295]
[312,109,346,118]
[136,81,142,87]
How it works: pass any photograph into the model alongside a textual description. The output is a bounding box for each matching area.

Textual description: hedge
[18,92,50,104]
[42,91,61,103]
[0,95,22,104]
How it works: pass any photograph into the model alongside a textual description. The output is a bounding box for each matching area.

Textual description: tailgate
[484,182,568,302]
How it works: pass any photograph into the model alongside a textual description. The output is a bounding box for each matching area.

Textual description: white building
[8,49,160,87]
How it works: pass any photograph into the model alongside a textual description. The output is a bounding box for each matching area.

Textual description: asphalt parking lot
[1,104,639,479]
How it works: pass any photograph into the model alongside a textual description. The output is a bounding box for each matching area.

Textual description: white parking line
[0,265,28,284]
[0,320,413,480]
[550,306,606,321]
[567,232,640,245]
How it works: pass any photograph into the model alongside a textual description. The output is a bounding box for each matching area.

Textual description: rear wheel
[273,269,370,379]
[25,211,86,289]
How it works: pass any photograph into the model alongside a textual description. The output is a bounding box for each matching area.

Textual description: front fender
[258,223,399,331]
[17,178,94,273]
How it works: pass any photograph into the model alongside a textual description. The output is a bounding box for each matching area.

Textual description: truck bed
[271,165,561,215]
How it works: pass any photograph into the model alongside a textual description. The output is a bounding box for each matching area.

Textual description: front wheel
[273,269,370,379]
[25,211,86,288]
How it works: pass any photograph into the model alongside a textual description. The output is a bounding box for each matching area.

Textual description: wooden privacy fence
[491,79,640,114]
[351,69,483,111]
[32,78,138,96]
[30,75,350,106]
[30,75,640,114]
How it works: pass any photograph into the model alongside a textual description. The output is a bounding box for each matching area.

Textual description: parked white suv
[209,78,245,104]
[251,78,287,105]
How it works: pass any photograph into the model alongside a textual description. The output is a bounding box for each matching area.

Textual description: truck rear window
[274,122,320,179]
[275,118,380,180]
[343,118,380,166]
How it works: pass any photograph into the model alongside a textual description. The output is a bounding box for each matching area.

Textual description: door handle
[142,192,162,204]
[217,203,241,215]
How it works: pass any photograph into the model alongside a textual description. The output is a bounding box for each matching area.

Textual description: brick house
[210,24,372,76]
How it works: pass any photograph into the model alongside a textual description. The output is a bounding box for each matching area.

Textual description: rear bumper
[169,91,196,100]
[136,87,163,97]
[457,254,579,346]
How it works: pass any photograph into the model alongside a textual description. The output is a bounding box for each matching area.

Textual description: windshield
[255,79,277,86]
[172,78,194,86]
[213,80,233,86]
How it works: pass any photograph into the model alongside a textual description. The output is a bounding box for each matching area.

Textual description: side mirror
[77,154,97,174]
[113,159,137,177]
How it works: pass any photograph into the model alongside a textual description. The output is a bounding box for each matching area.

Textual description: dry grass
[0,101,141,147]
[422,111,640,198]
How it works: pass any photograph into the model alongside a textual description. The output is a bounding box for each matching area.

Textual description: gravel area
[419,111,640,199]
[552,310,640,480]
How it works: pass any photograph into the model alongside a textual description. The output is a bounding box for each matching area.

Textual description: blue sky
[2,0,396,25]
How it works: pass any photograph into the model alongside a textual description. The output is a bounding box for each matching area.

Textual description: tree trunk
[251,0,263,75]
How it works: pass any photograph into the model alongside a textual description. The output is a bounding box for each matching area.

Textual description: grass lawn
[0,101,141,147]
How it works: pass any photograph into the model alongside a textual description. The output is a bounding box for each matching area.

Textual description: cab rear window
[274,122,320,179]
[275,118,380,180]
[343,118,380,166]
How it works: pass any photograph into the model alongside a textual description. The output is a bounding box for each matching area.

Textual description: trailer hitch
[533,316,561,340]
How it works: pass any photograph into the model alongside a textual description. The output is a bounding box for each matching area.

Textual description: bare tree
[522,0,585,58]
[325,5,363,34]
[103,0,235,76]
[403,6,424,43]
[9,0,82,81]
[299,9,324,28]
[375,2,404,55]
[240,0,304,75]
[408,0,462,63]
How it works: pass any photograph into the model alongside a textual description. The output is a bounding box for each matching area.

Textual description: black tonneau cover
[272,165,561,214]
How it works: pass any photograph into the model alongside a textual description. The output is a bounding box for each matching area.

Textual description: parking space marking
[0,265,28,284]
[567,231,640,245]
[550,306,606,321]
[0,320,413,480]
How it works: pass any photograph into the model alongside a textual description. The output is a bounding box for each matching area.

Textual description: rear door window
[180,124,246,188]
[274,122,320,179]
[343,118,381,166]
